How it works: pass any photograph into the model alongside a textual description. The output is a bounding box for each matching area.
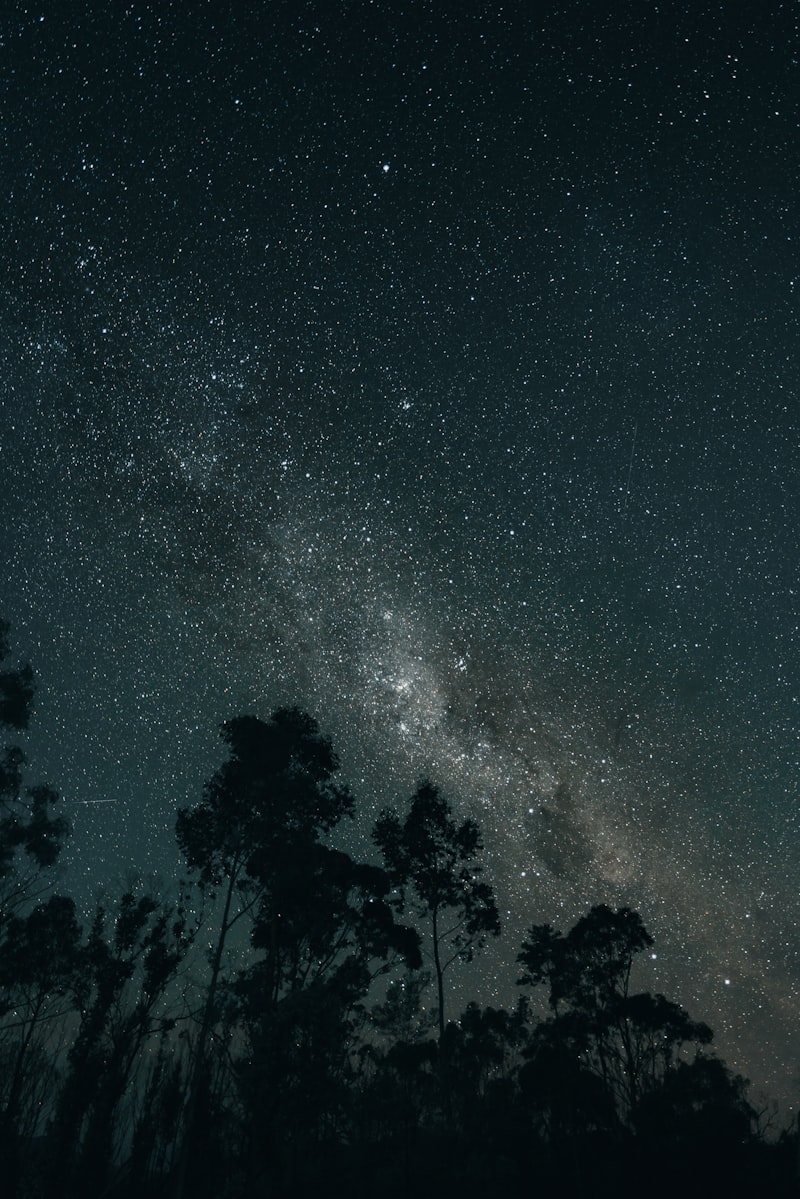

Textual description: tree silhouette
[442,999,528,1146]
[370,970,435,1046]
[0,621,35,732]
[518,904,653,1016]
[0,624,69,924]
[0,893,81,1082]
[45,888,191,1199]
[0,894,81,1198]
[0,625,787,1197]
[174,708,369,1198]
[176,709,353,1067]
[227,843,420,1195]
[373,781,500,1041]
[518,905,716,1130]
[633,1054,758,1195]
[0,623,72,1197]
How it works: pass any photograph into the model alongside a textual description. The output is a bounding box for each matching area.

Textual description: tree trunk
[171,859,239,1199]
[432,905,445,1043]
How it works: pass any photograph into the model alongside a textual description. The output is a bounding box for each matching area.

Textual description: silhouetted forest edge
[0,621,796,1198]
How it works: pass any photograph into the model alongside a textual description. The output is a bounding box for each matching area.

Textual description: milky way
[2,1,799,1108]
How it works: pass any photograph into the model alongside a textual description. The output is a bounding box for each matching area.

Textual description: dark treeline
[0,623,796,1198]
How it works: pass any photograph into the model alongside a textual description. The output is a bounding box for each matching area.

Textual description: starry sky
[2,0,799,1108]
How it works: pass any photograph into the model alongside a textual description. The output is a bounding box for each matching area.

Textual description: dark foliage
[0,639,69,918]
[0,621,35,731]
[0,625,794,1198]
[374,780,500,1040]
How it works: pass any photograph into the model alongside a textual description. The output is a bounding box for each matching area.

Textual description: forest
[0,620,796,1198]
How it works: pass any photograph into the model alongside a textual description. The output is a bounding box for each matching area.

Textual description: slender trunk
[267,906,279,1007]
[432,905,453,1128]
[4,996,44,1128]
[171,861,239,1199]
[432,905,445,1043]
[45,996,115,1199]
[617,1011,638,1118]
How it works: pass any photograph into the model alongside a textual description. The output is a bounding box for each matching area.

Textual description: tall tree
[0,894,81,1113]
[45,888,191,1199]
[173,707,358,1198]
[231,842,420,1185]
[0,894,82,1199]
[176,709,354,1071]
[373,780,500,1041]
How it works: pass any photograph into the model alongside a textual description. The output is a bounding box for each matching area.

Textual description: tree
[173,708,369,1198]
[246,843,420,1004]
[176,707,354,1075]
[230,843,420,1187]
[518,904,653,1018]
[373,781,500,1041]
[0,622,69,924]
[518,906,714,1127]
[0,894,81,1105]
[0,622,71,1197]
[0,621,35,731]
[370,970,435,1047]
[45,888,192,1199]
[0,894,82,1198]
[633,1055,758,1192]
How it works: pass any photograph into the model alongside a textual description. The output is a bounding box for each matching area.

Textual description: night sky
[2,1,799,1109]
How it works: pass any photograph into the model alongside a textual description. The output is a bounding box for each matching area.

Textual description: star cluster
[2,1,799,1106]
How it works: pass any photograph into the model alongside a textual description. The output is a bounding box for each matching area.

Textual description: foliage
[0,626,788,1198]
[176,707,354,893]
[374,780,500,1039]
[174,707,420,1199]
[518,905,721,1130]
[45,888,193,1199]
[0,626,69,923]
[0,620,35,731]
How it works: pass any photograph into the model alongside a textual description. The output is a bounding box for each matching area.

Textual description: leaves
[0,893,81,1002]
[176,707,354,891]
[518,905,652,1014]
[373,780,499,1039]
[0,620,35,731]
[374,780,500,950]
[0,626,70,920]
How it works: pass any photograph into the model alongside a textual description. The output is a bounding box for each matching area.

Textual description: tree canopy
[374,780,500,1041]
[0,622,788,1199]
